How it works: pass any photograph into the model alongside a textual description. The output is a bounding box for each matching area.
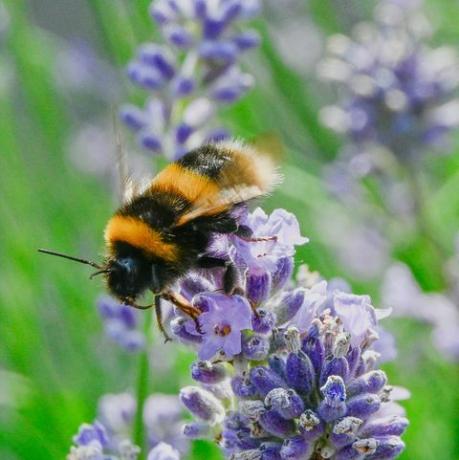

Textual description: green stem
[133,310,153,457]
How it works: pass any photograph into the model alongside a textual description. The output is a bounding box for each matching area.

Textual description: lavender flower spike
[122,0,261,159]
[176,207,408,459]
[318,0,459,165]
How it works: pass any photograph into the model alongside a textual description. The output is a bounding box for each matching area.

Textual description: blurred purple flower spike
[121,0,261,159]
[319,0,459,164]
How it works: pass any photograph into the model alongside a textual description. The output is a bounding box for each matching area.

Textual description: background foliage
[0,0,458,458]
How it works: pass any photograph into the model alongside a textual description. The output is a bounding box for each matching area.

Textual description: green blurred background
[1,0,458,458]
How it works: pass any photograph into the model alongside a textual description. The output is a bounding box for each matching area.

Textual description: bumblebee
[40,141,280,338]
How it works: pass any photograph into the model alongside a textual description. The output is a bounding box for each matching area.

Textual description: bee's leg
[161,291,203,334]
[196,256,244,296]
[234,224,277,243]
[154,295,171,343]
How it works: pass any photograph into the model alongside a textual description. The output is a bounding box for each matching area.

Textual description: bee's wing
[175,173,264,226]
[113,112,151,203]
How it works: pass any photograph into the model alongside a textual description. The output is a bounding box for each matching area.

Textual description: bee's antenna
[38,248,105,270]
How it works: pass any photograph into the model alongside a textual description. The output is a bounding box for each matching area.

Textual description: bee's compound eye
[117,258,136,275]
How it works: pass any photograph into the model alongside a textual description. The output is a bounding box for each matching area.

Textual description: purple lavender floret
[121,0,261,159]
[318,0,459,165]
[97,296,146,352]
[68,392,188,459]
[174,208,408,459]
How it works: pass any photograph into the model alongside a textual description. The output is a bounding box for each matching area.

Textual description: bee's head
[105,253,159,302]
[37,245,168,305]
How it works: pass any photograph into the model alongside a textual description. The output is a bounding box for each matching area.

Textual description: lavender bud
[149,2,176,24]
[280,436,312,460]
[252,309,276,334]
[163,23,194,48]
[302,325,325,374]
[271,328,288,352]
[172,76,195,97]
[175,122,194,144]
[260,442,282,460]
[271,257,293,291]
[73,422,109,447]
[128,62,163,90]
[191,361,226,384]
[285,351,315,394]
[139,44,176,79]
[180,386,225,424]
[259,410,295,438]
[199,40,238,63]
[231,375,258,398]
[352,438,378,456]
[347,370,387,397]
[370,435,405,458]
[183,422,210,438]
[333,332,351,358]
[119,104,146,131]
[138,131,163,153]
[249,367,287,396]
[284,327,301,353]
[242,334,270,361]
[264,388,304,420]
[276,288,305,324]
[239,400,266,420]
[246,268,272,306]
[318,376,347,422]
[362,350,380,371]
[331,417,363,448]
[268,355,286,379]
[298,409,325,441]
[361,416,409,437]
[346,393,380,419]
[232,30,261,51]
[346,346,361,378]
[320,357,350,386]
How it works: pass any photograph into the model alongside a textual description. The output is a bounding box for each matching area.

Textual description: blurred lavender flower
[54,40,120,101]
[68,421,140,460]
[382,263,459,360]
[121,0,261,159]
[68,392,188,459]
[171,208,408,459]
[318,0,459,165]
[98,296,146,352]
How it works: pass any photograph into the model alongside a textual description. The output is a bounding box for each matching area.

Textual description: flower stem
[134,309,153,457]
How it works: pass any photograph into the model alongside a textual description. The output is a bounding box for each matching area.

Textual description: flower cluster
[121,0,261,160]
[318,0,459,165]
[68,392,187,459]
[171,207,408,459]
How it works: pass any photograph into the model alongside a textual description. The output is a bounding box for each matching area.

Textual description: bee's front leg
[161,290,203,334]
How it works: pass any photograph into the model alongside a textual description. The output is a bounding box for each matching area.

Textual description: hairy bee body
[103,142,279,303]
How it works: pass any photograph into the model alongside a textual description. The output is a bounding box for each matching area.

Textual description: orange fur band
[104,215,178,262]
